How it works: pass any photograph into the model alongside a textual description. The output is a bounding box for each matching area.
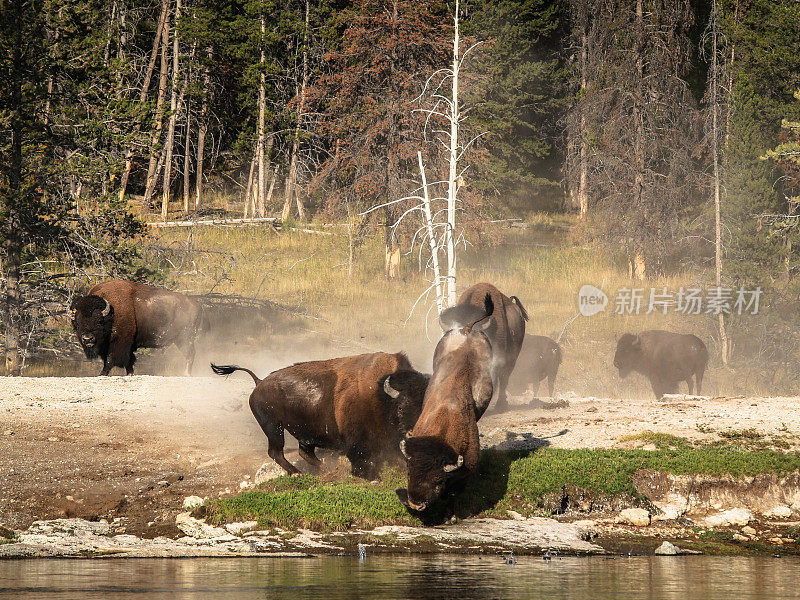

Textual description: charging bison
[439,282,527,412]
[508,335,562,397]
[70,279,203,376]
[211,352,428,480]
[396,294,495,512]
[614,330,708,399]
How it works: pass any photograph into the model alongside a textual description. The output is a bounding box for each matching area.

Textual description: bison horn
[400,438,409,458]
[101,299,112,317]
[384,377,400,399]
[443,455,464,472]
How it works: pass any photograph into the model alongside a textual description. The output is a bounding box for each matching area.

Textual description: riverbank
[2,376,800,557]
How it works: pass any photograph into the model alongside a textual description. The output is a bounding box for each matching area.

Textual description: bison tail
[553,344,563,366]
[510,296,529,321]
[210,363,261,386]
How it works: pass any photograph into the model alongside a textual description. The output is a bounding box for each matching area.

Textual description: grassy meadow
[143,206,792,397]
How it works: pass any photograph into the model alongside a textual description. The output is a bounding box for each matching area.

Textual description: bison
[439,282,527,411]
[614,330,708,399]
[211,352,429,480]
[508,335,562,397]
[70,279,203,376]
[396,294,494,512]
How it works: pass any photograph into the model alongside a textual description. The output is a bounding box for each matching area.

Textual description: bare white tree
[363,0,483,318]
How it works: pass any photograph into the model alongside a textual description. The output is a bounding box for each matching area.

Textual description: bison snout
[396,488,427,512]
[81,335,96,347]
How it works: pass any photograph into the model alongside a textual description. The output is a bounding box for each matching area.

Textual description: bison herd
[70,278,709,513]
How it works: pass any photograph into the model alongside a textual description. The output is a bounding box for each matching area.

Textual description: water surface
[1,555,797,599]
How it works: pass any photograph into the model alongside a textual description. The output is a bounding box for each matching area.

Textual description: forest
[1,0,799,375]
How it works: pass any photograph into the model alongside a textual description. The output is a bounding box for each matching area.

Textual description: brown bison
[71,279,203,376]
[614,330,708,399]
[508,335,562,397]
[211,352,428,480]
[439,282,527,411]
[396,294,494,512]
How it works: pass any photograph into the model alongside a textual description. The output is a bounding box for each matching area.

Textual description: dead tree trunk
[143,3,171,210]
[182,102,192,213]
[578,27,589,217]
[282,0,310,222]
[630,0,646,280]
[194,47,212,210]
[256,11,267,217]
[161,0,183,220]
[3,3,24,375]
[243,146,257,218]
[710,0,729,363]
[119,0,168,202]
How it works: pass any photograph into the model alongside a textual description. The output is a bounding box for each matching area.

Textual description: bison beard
[71,295,114,361]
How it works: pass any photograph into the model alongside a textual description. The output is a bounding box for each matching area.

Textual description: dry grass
[145,211,777,398]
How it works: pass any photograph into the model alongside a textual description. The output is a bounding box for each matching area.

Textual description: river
[1,555,799,599]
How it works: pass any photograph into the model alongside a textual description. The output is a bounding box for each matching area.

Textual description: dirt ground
[2,374,800,538]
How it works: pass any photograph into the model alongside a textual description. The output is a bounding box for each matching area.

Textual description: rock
[763,505,793,519]
[733,533,749,542]
[616,508,651,527]
[654,541,678,555]
[225,521,258,536]
[254,462,285,484]
[741,526,757,536]
[174,513,228,539]
[702,508,753,528]
[239,481,253,490]
[506,510,525,521]
[769,537,784,545]
[182,496,205,511]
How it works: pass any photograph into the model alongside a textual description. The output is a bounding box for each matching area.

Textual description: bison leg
[650,379,665,400]
[686,378,694,395]
[528,374,540,398]
[346,445,378,480]
[251,404,299,476]
[298,443,322,469]
[695,370,704,394]
[547,373,556,398]
[182,340,196,376]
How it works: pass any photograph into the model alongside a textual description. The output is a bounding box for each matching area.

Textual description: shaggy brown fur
[440,282,527,411]
[211,352,428,480]
[614,330,708,399]
[71,279,202,375]
[508,335,562,397]
[397,294,494,512]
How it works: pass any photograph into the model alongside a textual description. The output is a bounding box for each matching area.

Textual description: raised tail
[210,363,261,385]
[464,293,494,333]
[553,343,563,366]
[510,296,529,321]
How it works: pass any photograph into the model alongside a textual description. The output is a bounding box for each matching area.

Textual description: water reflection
[0,555,798,599]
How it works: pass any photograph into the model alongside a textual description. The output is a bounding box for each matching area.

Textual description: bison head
[396,436,464,512]
[613,333,642,378]
[382,370,430,435]
[70,295,113,359]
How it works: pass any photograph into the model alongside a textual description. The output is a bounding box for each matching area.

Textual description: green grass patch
[206,446,800,531]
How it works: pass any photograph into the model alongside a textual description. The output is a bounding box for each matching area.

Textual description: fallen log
[147,217,281,228]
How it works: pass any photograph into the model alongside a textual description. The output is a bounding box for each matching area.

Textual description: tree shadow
[414,431,567,526]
